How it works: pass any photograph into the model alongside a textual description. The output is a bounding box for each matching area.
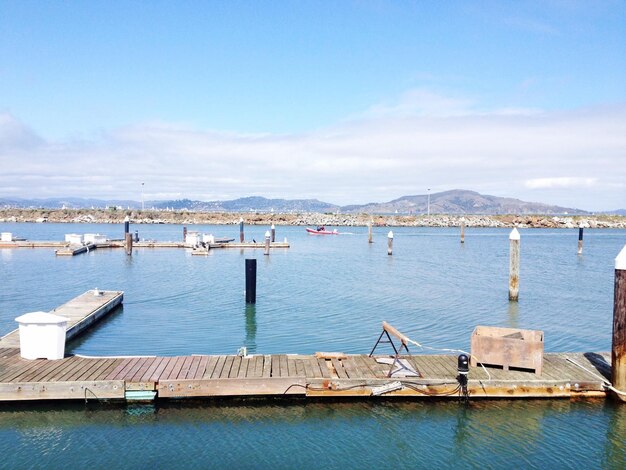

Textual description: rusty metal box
[470,326,544,376]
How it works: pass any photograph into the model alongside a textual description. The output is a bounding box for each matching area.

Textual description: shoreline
[1,208,625,229]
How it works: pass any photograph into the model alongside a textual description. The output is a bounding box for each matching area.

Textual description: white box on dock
[202,234,215,244]
[1,232,13,242]
[185,232,201,245]
[65,234,83,244]
[15,311,69,360]
[84,233,107,244]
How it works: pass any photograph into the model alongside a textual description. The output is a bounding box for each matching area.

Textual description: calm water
[1,222,625,468]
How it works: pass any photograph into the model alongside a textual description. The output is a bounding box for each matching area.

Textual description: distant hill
[343,190,588,215]
[0,190,590,215]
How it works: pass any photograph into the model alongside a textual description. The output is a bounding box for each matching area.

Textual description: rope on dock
[566,357,626,397]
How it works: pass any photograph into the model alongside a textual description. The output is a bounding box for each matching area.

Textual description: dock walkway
[0,291,614,402]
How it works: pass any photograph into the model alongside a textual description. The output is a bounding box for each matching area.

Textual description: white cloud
[1,96,625,211]
[525,177,598,189]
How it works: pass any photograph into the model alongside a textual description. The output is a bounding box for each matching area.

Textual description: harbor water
[0,222,625,468]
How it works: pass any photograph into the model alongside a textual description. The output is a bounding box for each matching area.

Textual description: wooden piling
[368,220,373,244]
[245,259,257,304]
[578,224,584,255]
[460,217,466,244]
[509,228,520,301]
[239,218,244,243]
[611,245,626,402]
[125,233,133,256]
[387,231,393,256]
[124,215,130,235]
[264,231,270,256]
[183,225,187,242]
[271,224,276,243]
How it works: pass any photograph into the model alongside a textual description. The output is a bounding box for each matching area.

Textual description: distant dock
[0,291,614,403]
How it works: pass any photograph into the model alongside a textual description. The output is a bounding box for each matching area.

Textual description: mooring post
[271,224,275,243]
[245,258,257,303]
[183,225,187,242]
[578,223,584,255]
[134,230,139,243]
[368,220,373,244]
[125,232,133,256]
[239,218,245,243]
[611,245,626,402]
[124,215,129,235]
[264,230,271,256]
[460,217,466,244]
[387,230,393,255]
[509,228,520,301]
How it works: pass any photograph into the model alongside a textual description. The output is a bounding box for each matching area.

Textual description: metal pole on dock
[124,215,130,235]
[460,217,466,244]
[578,223,584,255]
[245,259,257,303]
[134,230,139,243]
[387,231,393,255]
[509,228,520,301]
[611,245,626,402]
[264,230,270,256]
[271,224,276,243]
[368,220,373,243]
[239,218,245,243]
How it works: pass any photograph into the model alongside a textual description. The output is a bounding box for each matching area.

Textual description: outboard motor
[457,354,470,404]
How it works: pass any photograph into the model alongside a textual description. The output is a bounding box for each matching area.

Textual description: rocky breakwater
[1,209,625,229]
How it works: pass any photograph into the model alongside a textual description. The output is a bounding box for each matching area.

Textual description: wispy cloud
[525,177,598,189]
[1,95,625,211]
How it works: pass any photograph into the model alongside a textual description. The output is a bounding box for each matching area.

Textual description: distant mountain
[601,209,626,216]
[0,190,592,215]
[150,196,339,213]
[342,190,588,215]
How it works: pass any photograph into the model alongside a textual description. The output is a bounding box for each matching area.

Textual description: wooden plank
[294,359,306,377]
[254,356,264,378]
[287,357,297,377]
[0,380,125,401]
[80,358,119,381]
[177,356,195,380]
[220,356,236,379]
[210,356,227,379]
[316,358,332,379]
[354,355,377,378]
[104,358,135,381]
[166,356,187,380]
[307,357,323,378]
[186,356,204,380]
[191,356,209,380]
[149,357,175,382]
[228,356,242,378]
[201,356,220,379]
[263,355,272,378]
[160,356,183,381]
[56,357,101,382]
[158,377,307,398]
[238,357,251,378]
[279,355,288,378]
[12,358,67,383]
[0,358,48,382]
[137,357,166,382]
[331,358,349,379]
[129,358,157,382]
[270,355,280,377]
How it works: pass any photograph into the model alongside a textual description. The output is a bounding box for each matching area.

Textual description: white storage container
[15,311,69,360]
[185,232,201,246]
[202,234,215,244]
[65,234,83,244]
[84,233,107,244]
[1,232,13,242]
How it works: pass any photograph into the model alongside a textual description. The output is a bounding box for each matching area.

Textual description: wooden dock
[0,290,123,348]
[0,349,612,402]
[1,240,290,251]
[0,291,615,403]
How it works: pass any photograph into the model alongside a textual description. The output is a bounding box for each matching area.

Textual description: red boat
[306,227,338,235]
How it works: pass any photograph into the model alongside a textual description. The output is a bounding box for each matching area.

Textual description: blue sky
[1,1,625,210]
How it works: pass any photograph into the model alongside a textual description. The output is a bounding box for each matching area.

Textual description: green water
[0,223,625,468]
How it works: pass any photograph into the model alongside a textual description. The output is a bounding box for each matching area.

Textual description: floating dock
[0,291,614,403]
[0,240,289,252]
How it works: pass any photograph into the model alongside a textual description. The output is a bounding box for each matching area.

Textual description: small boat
[306,227,338,235]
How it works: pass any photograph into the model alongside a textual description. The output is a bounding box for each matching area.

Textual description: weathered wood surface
[0,350,613,401]
[55,243,96,256]
[0,290,123,349]
[612,263,626,401]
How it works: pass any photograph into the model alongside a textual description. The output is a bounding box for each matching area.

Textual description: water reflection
[244,303,257,353]
[506,301,519,329]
